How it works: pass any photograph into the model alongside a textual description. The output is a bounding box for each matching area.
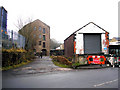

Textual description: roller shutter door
[84,34,101,54]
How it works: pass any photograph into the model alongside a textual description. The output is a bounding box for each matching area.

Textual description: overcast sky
[0,0,119,43]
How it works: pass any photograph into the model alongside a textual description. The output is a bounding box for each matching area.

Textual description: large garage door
[84,34,101,54]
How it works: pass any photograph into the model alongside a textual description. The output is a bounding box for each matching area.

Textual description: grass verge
[1,60,33,71]
[52,60,71,68]
[51,56,86,69]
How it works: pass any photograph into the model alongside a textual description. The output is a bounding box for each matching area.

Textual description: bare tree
[16,18,39,51]
[15,18,33,30]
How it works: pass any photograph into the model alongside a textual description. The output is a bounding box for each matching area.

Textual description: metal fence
[1,29,25,49]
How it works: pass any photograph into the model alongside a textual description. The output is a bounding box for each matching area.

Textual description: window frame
[43,28,45,34]
[39,35,41,39]
[34,27,36,30]
[43,42,45,48]
[43,35,46,41]
[39,26,41,31]
[39,41,41,45]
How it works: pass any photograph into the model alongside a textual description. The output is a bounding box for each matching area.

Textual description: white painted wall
[74,23,108,54]
[78,23,106,34]
[101,34,108,54]
[75,33,84,54]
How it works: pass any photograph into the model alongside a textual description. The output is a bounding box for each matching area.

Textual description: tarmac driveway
[2,56,73,77]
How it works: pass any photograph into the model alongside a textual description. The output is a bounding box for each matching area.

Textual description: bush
[25,50,35,60]
[2,48,35,67]
[72,62,81,66]
[51,56,72,66]
[65,56,73,62]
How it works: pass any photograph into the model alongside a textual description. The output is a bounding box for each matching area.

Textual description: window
[43,35,46,41]
[34,27,36,30]
[39,35,41,39]
[110,49,116,54]
[39,26,41,31]
[43,28,45,34]
[39,41,41,45]
[43,42,45,48]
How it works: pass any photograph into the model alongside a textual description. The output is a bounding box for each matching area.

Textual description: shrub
[65,56,73,62]
[25,50,35,60]
[72,62,81,66]
[2,48,35,67]
[52,56,72,66]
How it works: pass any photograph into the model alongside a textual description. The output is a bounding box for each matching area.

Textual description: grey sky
[1,0,119,43]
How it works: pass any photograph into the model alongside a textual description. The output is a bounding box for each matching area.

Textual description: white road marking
[93,79,118,87]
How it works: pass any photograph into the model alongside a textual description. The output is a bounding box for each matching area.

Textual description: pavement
[76,64,110,69]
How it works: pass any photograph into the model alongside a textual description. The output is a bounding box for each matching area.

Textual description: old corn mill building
[19,19,50,56]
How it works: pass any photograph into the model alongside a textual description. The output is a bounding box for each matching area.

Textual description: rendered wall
[75,33,84,54]
[103,32,109,54]
[74,23,109,54]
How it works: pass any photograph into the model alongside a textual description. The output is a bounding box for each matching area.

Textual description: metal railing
[1,29,25,49]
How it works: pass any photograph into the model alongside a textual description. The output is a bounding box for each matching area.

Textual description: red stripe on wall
[74,41,76,53]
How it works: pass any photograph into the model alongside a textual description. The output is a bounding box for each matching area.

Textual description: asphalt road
[2,56,119,88]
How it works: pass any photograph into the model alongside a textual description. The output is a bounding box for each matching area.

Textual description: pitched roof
[114,37,120,41]
[0,6,7,13]
[19,19,50,35]
[33,19,50,28]
[64,22,109,41]
[74,22,108,34]
[109,39,112,41]
[21,19,50,29]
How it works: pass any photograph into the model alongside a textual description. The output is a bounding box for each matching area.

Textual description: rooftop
[64,22,108,41]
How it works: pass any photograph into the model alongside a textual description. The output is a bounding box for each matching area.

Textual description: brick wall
[64,34,74,57]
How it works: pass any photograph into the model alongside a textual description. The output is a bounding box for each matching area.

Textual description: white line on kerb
[93,79,118,87]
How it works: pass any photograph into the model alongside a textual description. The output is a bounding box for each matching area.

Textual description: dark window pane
[39,41,41,45]
[43,42,45,48]
[43,28,45,34]
[43,35,46,41]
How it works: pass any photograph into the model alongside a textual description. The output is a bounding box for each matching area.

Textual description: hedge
[2,48,35,67]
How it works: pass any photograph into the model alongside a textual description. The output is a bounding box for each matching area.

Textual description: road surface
[2,56,119,88]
